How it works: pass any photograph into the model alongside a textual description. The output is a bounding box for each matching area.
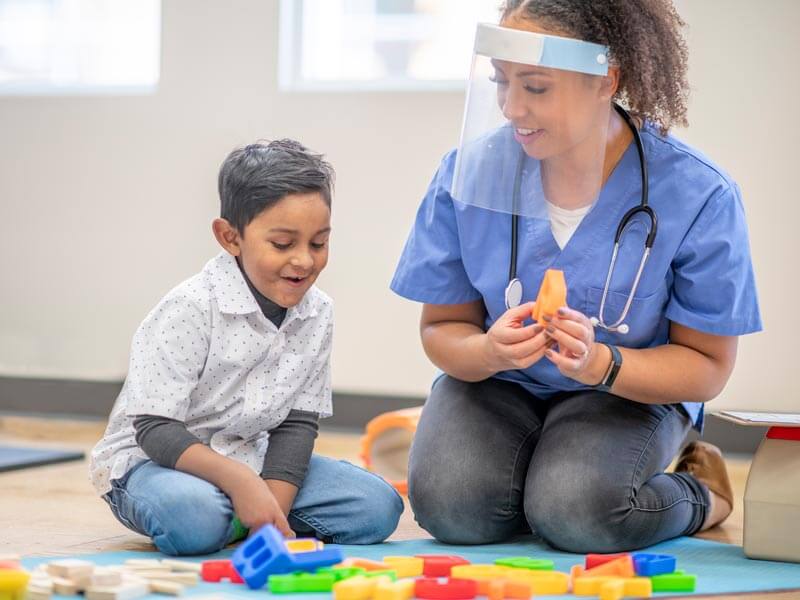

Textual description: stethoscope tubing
[504,103,658,333]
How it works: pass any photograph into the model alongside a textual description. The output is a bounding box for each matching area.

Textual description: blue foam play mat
[21,536,800,598]
[0,445,84,473]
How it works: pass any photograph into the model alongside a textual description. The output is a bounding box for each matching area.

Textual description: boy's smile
[214,192,331,309]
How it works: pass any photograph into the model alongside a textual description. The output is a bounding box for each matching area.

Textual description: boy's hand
[229,474,295,538]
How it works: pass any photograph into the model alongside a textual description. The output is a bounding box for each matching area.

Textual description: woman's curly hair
[500,0,689,134]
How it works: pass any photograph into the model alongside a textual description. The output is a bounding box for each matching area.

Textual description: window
[0,0,160,95]
[279,0,499,91]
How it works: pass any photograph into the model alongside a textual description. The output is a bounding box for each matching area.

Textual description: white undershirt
[547,201,593,249]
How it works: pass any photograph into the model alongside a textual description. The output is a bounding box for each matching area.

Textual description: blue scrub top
[391,122,762,430]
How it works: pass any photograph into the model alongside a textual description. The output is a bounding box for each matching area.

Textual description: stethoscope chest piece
[505,278,523,309]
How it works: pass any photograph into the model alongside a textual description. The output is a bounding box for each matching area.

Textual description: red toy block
[415,578,477,600]
[583,555,635,578]
[201,559,244,584]
[584,553,630,570]
[767,426,800,441]
[415,555,470,577]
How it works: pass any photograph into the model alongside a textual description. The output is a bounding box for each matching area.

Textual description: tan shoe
[675,441,734,509]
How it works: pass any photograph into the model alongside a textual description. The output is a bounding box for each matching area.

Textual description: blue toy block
[632,552,677,576]
[232,524,344,589]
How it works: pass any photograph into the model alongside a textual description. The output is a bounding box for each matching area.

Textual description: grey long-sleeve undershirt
[133,409,319,487]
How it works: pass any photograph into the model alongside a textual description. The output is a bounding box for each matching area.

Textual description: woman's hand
[482,301,552,373]
[542,306,605,384]
[228,473,295,538]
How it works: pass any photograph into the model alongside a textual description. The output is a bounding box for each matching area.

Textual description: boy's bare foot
[675,441,734,530]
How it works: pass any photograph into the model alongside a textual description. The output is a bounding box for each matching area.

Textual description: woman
[391,0,761,553]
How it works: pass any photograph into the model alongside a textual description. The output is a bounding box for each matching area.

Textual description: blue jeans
[408,375,708,553]
[104,454,404,556]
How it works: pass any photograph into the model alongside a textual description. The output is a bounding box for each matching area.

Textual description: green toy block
[316,567,367,581]
[268,572,336,593]
[229,515,249,542]
[494,557,555,571]
[363,570,397,580]
[650,571,696,592]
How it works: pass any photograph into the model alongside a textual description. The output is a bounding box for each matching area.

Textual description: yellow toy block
[373,578,414,600]
[573,576,619,596]
[599,579,625,600]
[504,570,569,595]
[450,565,508,581]
[0,569,30,600]
[622,577,652,597]
[333,576,375,600]
[286,539,324,553]
[574,576,652,598]
[381,557,423,579]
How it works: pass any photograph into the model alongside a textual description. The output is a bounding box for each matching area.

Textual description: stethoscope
[504,103,657,335]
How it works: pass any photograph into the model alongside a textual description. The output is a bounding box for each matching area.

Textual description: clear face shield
[452,23,613,220]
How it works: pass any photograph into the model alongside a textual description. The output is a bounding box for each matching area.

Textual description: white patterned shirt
[89,252,333,496]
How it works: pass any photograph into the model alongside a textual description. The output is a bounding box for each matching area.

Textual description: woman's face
[494,15,612,161]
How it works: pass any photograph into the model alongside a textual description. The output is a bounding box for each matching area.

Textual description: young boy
[90,139,403,556]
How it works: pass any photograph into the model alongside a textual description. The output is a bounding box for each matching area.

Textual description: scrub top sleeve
[124,294,211,421]
[390,152,482,305]
[666,183,763,336]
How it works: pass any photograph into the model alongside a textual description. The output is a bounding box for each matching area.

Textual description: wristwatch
[595,343,622,393]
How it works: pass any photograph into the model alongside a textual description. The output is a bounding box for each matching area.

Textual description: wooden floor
[0,415,797,600]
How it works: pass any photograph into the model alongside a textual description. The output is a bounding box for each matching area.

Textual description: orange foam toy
[531,269,567,324]
[360,407,422,494]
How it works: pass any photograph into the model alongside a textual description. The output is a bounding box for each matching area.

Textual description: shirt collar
[206,252,320,321]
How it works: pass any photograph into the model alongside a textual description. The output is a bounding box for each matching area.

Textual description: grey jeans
[407,375,708,553]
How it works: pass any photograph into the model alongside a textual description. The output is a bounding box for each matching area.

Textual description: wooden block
[85,582,149,600]
[122,561,162,569]
[25,586,52,600]
[159,561,201,574]
[123,565,171,573]
[147,580,185,596]
[125,572,197,585]
[46,560,94,580]
[51,577,80,595]
[91,569,123,588]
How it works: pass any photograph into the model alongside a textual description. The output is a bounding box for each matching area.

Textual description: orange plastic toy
[360,407,422,494]
[531,269,567,323]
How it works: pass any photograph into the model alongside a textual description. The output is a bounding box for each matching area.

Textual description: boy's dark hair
[218,139,335,234]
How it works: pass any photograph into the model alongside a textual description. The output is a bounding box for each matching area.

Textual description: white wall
[0,0,797,411]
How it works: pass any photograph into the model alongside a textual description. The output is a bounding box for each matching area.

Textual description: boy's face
[214,192,331,308]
